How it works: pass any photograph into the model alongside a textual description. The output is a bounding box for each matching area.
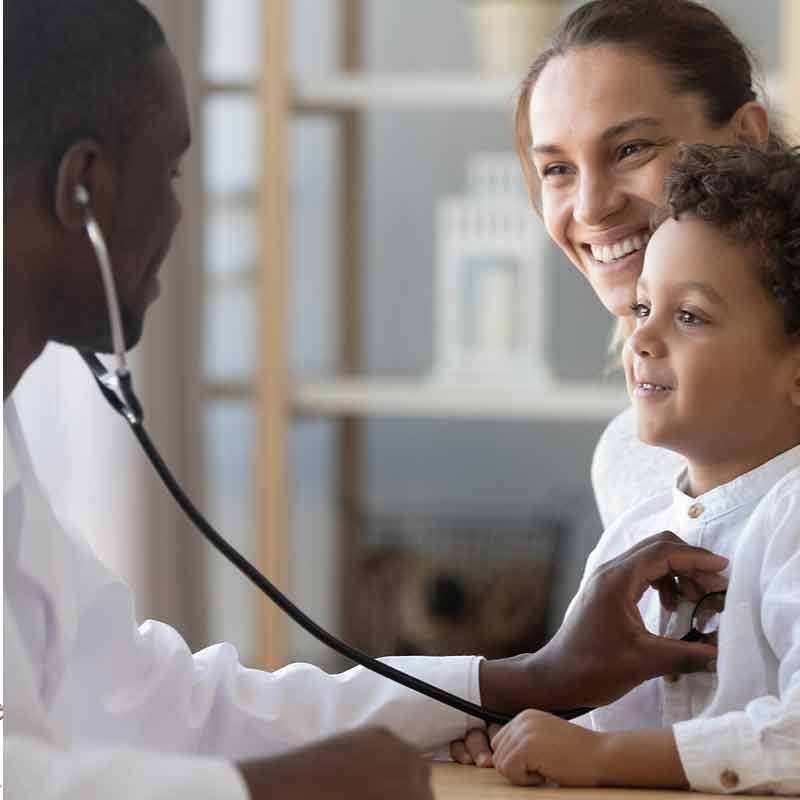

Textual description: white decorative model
[433,152,553,385]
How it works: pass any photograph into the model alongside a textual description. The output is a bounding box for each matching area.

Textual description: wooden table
[431,763,774,799]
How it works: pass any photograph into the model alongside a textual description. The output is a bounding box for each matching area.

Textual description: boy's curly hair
[653,143,800,337]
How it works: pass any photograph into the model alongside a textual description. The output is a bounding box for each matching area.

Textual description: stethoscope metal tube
[76,186,130,377]
[75,186,591,727]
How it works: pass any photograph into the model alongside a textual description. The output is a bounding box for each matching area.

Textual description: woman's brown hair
[514,0,775,213]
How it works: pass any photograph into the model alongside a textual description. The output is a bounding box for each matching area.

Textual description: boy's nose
[630,323,666,359]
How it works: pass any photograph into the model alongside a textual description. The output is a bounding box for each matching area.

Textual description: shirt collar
[672,443,800,522]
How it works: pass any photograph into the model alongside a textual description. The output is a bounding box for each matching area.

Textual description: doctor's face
[107,45,191,349]
[528,45,741,317]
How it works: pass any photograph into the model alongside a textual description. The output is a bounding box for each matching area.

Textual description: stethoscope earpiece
[75,184,90,207]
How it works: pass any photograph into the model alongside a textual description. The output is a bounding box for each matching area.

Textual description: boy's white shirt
[4,398,485,799]
[573,442,800,795]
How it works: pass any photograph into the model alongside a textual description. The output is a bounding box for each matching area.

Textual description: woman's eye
[677,309,705,326]
[541,163,571,180]
[630,302,650,319]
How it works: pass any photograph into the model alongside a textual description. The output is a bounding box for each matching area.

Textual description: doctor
[4,2,729,799]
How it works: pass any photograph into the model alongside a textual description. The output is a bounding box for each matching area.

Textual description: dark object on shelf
[353,513,564,659]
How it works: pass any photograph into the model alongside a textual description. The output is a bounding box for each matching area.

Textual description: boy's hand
[493,714,688,789]
[449,724,501,767]
[491,710,603,786]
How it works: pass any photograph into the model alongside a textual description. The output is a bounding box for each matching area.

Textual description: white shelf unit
[291,378,628,420]
[293,72,521,111]
[209,377,629,420]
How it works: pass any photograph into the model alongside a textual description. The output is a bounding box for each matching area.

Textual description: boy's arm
[671,485,800,795]
[596,728,688,788]
[491,710,687,788]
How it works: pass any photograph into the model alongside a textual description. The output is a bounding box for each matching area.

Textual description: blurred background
[15,0,796,671]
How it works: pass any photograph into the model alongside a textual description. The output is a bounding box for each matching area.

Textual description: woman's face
[529,45,742,317]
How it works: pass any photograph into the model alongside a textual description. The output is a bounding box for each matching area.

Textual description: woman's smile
[586,231,650,266]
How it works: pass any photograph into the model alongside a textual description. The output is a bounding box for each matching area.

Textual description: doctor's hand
[478,531,727,716]
[238,726,433,800]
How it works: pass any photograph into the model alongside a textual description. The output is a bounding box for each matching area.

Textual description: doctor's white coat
[4,401,484,799]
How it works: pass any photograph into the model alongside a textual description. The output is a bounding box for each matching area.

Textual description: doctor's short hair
[654,143,800,338]
[4,0,165,175]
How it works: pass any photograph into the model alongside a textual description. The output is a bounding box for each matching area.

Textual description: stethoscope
[75,184,591,727]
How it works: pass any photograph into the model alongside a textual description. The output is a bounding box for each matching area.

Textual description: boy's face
[623,216,800,469]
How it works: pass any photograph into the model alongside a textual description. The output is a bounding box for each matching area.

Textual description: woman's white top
[4,400,484,800]
[579,434,800,795]
[591,406,685,529]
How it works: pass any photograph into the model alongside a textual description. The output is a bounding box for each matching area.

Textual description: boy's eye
[677,309,705,326]
[618,142,649,160]
[630,302,650,319]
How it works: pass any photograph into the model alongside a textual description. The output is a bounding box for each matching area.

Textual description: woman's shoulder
[591,405,685,529]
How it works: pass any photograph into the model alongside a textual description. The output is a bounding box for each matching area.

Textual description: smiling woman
[501,0,787,532]
[514,0,774,317]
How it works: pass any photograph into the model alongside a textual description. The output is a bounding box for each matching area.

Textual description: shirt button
[720,770,739,789]
[663,673,680,684]
[687,503,704,519]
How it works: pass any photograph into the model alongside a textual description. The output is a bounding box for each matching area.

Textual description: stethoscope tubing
[77,190,592,729]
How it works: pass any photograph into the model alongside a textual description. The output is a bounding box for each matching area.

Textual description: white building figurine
[433,153,553,385]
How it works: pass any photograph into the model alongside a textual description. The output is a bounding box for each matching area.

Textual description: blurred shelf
[292,72,520,111]
[204,377,628,419]
[207,71,782,113]
[290,377,628,420]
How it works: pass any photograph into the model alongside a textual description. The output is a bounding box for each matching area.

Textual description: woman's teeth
[639,383,671,391]
[590,233,650,264]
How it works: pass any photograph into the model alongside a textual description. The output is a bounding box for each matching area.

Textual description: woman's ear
[53,139,114,231]
[731,101,770,149]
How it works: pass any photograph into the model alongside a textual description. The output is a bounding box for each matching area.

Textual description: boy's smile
[623,215,800,495]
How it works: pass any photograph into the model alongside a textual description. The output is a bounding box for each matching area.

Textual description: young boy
[492,144,800,794]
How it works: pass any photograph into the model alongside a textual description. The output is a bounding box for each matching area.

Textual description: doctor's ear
[53,139,115,231]
[786,348,800,409]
